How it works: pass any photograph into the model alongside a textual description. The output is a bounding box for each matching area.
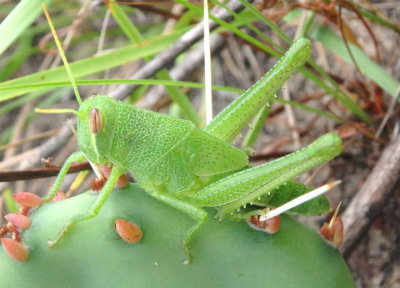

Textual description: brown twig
[0,162,91,182]
[341,136,400,257]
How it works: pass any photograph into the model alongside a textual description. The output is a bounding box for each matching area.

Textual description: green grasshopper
[38,6,342,264]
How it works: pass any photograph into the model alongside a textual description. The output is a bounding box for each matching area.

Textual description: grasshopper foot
[48,211,93,248]
[47,220,74,248]
[183,244,193,265]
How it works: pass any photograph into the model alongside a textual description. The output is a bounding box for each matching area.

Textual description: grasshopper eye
[89,108,103,134]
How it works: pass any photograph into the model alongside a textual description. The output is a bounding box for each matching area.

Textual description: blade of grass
[0,32,33,81]
[0,27,189,102]
[214,0,283,52]
[241,104,271,150]
[300,64,371,124]
[0,0,52,56]
[299,11,316,38]
[235,0,291,44]
[353,2,400,33]
[0,79,243,95]
[276,98,344,123]
[2,189,18,213]
[311,25,400,98]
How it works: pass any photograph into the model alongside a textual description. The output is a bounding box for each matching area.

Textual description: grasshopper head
[77,94,117,166]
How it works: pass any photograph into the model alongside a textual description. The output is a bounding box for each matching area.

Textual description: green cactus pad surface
[0,184,355,287]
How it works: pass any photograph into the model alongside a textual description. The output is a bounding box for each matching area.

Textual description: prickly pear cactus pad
[0,184,355,288]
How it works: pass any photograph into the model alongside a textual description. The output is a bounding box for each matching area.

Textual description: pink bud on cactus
[1,238,29,262]
[5,214,31,229]
[52,191,68,202]
[13,192,42,208]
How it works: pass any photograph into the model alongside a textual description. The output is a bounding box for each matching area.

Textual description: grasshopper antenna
[41,3,83,106]
[35,108,79,115]
[260,180,342,221]
[41,4,104,189]
[203,0,212,125]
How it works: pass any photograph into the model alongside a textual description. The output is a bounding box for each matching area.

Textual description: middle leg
[151,192,207,264]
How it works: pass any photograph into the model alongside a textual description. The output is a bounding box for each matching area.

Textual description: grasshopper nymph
[38,5,342,264]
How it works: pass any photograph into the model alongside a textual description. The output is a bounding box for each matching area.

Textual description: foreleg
[43,151,87,202]
[48,166,126,248]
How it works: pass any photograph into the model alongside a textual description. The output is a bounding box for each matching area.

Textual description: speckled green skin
[77,95,248,195]
[76,94,341,212]
[74,38,328,211]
